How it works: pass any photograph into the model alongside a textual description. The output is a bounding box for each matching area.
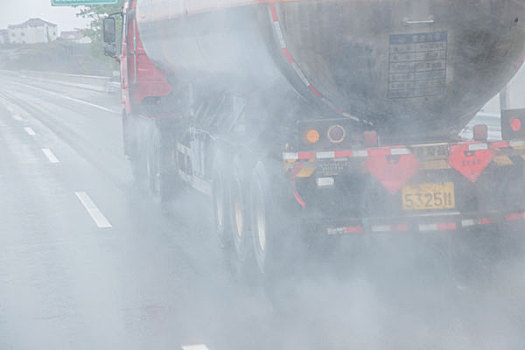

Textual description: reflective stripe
[298,152,315,159]
[316,151,335,159]
[437,222,457,231]
[419,223,438,232]
[371,225,392,232]
[327,226,363,235]
[291,62,310,86]
[390,148,411,155]
[283,152,298,161]
[334,150,353,158]
[353,150,368,158]
[272,22,286,48]
[510,140,525,148]
[419,223,456,232]
[468,143,488,151]
[506,212,525,221]
[268,3,370,125]
[461,219,475,227]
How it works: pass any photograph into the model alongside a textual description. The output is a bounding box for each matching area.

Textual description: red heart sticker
[366,153,419,194]
[448,144,494,182]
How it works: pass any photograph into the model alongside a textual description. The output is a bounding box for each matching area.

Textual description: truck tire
[129,118,147,186]
[228,157,255,279]
[249,161,295,280]
[212,156,232,248]
[146,122,179,202]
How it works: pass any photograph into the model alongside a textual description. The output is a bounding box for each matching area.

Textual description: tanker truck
[103,0,525,278]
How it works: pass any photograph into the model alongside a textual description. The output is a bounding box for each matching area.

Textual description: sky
[1,0,90,32]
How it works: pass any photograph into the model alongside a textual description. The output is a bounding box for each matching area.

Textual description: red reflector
[396,224,409,231]
[437,222,457,231]
[473,124,488,141]
[511,118,522,132]
[298,152,315,160]
[480,217,496,225]
[364,131,378,148]
[345,226,363,234]
[506,213,525,221]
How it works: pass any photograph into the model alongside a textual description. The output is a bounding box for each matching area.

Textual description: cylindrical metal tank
[137,0,525,139]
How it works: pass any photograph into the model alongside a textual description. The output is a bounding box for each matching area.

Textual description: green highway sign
[51,0,118,5]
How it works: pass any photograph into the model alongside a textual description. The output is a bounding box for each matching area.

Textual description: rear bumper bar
[313,211,525,236]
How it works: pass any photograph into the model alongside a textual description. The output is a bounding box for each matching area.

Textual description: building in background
[0,30,8,45]
[8,19,58,44]
[60,30,91,44]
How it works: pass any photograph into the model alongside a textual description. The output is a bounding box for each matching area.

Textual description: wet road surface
[0,70,525,349]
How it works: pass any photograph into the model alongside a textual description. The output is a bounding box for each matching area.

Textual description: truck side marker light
[511,118,522,132]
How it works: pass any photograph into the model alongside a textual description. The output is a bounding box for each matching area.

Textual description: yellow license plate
[402,182,455,210]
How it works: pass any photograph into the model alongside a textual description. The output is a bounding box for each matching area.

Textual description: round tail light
[327,125,346,143]
[511,118,522,132]
[305,129,320,144]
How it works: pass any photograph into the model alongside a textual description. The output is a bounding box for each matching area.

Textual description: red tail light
[473,124,488,141]
[511,118,522,132]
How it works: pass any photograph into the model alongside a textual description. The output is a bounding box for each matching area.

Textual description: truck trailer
[103,0,525,278]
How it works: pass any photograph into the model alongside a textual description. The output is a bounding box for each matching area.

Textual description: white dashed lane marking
[41,148,59,163]
[24,127,36,136]
[182,345,210,350]
[12,114,23,121]
[75,192,112,229]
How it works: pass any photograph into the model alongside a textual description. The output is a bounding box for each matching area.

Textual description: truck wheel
[250,163,270,275]
[130,133,147,186]
[146,124,178,202]
[249,161,294,280]
[228,157,255,278]
[212,157,232,248]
